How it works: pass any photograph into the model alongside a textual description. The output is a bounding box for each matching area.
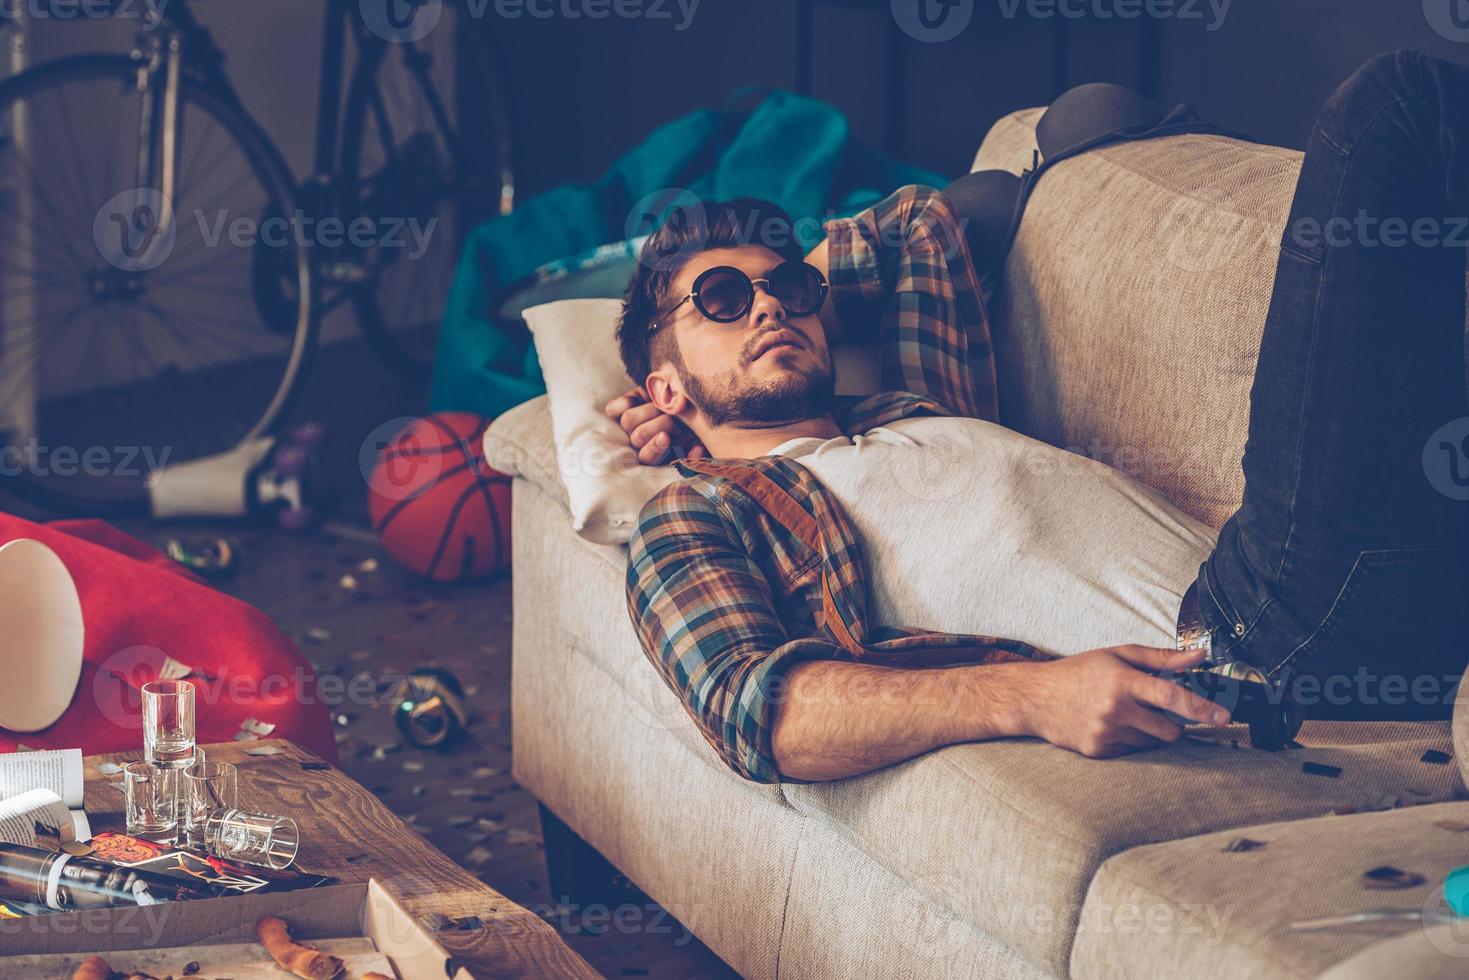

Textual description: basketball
[367,413,512,581]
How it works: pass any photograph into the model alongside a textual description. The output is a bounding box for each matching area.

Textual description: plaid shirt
[625,185,1054,783]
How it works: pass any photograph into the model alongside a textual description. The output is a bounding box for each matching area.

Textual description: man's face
[653,245,834,428]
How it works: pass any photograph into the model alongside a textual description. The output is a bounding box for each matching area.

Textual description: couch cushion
[1072,801,1469,979]
[975,111,1306,531]
[507,472,789,805]
[778,818,1050,980]
[782,722,1461,975]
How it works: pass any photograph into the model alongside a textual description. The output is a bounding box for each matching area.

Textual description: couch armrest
[482,395,572,515]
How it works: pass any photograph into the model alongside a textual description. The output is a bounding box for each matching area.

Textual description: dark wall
[483,0,1469,199]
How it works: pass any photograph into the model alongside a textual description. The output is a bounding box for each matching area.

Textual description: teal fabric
[429,86,949,419]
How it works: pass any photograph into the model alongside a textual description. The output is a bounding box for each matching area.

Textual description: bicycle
[0,0,513,517]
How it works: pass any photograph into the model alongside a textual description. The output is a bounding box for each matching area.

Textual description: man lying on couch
[606,51,1469,783]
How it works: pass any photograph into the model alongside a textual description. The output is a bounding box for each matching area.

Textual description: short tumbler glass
[181,761,238,849]
[141,680,196,769]
[123,761,178,843]
[204,809,299,870]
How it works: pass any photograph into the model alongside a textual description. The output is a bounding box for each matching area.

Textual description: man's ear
[644,366,692,418]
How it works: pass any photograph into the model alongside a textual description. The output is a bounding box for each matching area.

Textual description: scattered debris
[234,718,277,741]
[1302,762,1342,779]
[339,574,359,590]
[166,536,239,581]
[244,744,284,757]
[1362,793,1400,812]
[304,627,333,644]
[97,763,124,776]
[1222,837,1265,853]
[1361,866,1425,890]
[158,656,194,681]
[504,829,541,846]
[466,845,494,865]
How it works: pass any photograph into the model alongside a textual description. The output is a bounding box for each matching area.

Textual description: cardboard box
[0,878,463,978]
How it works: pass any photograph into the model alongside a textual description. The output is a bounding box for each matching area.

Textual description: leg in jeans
[1200,50,1469,720]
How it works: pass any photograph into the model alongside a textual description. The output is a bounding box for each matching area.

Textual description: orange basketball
[367,413,511,581]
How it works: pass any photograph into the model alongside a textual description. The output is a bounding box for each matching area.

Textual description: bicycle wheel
[338,4,513,382]
[0,54,315,515]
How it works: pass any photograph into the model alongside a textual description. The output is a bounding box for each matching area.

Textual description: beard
[678,347,836,428]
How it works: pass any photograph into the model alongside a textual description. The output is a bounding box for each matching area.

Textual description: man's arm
[629,481,1229,783]
[823,184,999,421]
[771,646,1228,782]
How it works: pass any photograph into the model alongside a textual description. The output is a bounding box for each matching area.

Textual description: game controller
[1170,661,1304,750]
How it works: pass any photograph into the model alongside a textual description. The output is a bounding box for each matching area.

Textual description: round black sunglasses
[652,261,829,331]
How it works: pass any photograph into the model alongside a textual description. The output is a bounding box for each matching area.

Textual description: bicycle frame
[120,0,392,291]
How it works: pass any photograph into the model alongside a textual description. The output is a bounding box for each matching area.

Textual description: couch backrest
[970,108,1308,530]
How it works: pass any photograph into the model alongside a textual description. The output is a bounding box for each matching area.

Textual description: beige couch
[485,109,1469,978]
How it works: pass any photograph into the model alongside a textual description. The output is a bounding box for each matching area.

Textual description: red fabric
[0,515,338,764]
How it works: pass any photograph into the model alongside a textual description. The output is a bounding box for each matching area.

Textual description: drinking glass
[180,762,238,849]
[141,680,196,769]
[204,809,299,870]
[123,762,178,843]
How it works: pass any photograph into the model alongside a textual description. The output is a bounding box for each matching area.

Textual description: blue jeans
[1200,51,1469,720]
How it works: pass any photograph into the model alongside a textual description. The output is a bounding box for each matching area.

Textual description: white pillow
[518,298,678,545]
[514,297,883,546]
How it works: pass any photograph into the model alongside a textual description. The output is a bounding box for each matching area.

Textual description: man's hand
[604,386,708,465]
[1020,645,1231,759]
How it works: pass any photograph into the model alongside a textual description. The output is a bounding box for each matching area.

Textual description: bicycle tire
[0,54,316,516]
[337,11,514,383]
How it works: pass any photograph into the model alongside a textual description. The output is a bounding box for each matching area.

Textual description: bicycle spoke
[146,244,248,285]
[131,299,225,368]
[54,86,102,216]
[100,89,125,203]
[135,299,263,361]
[3,150,91,268]
[0,174,94,270]
[172,109,221,205]
[0,300,96,395]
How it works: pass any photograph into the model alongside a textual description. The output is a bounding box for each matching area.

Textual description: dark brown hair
[617,197,806,384]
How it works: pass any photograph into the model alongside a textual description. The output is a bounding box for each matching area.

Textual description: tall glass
[180,761,238,849]
[141,680,196,769]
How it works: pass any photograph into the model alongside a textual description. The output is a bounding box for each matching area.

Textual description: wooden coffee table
[80,739,597,979]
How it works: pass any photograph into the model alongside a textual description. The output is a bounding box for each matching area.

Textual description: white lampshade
[0,538,84,733]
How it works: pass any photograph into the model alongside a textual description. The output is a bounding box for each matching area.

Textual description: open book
[0,749,90,847]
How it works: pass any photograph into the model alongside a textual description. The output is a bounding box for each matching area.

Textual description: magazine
[0,833,337,917]
[0,748,90,843]
[0,749,333,917]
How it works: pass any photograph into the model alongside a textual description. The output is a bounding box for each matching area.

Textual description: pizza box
[0,878,465,979]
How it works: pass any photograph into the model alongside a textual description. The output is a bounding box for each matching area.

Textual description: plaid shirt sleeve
[626,480,840,783]
[824,184,1000,423]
